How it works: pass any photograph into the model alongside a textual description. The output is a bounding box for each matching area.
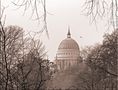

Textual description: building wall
[56,59,80,70]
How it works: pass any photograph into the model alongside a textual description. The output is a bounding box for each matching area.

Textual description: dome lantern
[67,27,71,38]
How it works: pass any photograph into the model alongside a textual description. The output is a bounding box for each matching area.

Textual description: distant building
[55,27,81,70]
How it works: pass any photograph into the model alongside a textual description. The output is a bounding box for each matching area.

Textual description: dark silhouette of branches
[0,25,24,90]
[0,25,51,90]
[0,0,51,90]
[83,0,118,29]
[12,0,49,36]
[73,30,118,90]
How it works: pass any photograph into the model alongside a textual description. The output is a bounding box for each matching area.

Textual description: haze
[2,0,113,60]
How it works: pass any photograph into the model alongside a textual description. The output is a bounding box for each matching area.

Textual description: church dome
[56,28,80,60]
[58,38,79,50]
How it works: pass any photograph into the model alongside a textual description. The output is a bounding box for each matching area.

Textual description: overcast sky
[2,0,113,60]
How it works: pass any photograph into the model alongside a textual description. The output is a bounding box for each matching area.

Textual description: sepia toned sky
[2,0,113,60]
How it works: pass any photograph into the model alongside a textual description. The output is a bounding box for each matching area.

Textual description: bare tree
[72,30,118,90]
[78,30,117,90]
[0,0,51,89]
[83,0,118,29]
[12,0,48,36]
[0,25,52,90]
[11,37,51,90]
[0,25,24,90]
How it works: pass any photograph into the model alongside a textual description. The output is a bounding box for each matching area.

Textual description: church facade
[55,28,81,70]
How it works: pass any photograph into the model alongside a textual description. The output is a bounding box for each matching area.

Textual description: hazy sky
[2,0,113,60]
